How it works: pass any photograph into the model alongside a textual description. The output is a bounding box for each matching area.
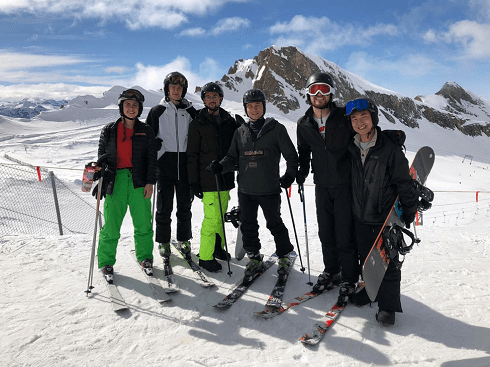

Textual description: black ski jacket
[296,103,353,187]
[97,118,157,195]
[220,117,298,195]
[187,108,238,192]
[348,127,417,225]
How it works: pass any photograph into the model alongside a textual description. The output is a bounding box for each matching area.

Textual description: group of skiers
[93,70,419,326]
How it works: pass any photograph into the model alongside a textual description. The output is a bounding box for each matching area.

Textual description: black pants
[355,220,402,312]
[238,192,294,258]
[315,185,358,283]
[155,177,192,244]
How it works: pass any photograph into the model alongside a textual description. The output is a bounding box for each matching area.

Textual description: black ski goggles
[121,89,145,103]
[346,98,370,116]
[168,74,187,87]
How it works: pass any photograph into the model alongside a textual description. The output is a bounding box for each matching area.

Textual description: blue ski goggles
[345,98,370,116]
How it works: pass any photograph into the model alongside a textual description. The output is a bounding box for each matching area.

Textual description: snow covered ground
[1,90,490,367]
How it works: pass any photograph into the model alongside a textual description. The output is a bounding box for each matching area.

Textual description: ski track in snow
[1,93,490,367]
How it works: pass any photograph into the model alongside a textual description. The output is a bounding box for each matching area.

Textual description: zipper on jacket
[175,109,180,181]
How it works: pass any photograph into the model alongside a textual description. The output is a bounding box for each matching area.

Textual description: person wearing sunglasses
[95,88,158,279]
[208,89,298,280]
[186,82,239,272]
[296,72,359,305]
[146,72,197,261]
[346,97,417,325]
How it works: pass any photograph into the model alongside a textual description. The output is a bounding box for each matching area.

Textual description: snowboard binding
[413,180,434,212]
[382,224,421,269]
[224,206,241,228]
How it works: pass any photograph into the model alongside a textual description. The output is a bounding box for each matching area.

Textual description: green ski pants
[97,169,154,268]
[198,191,230,260]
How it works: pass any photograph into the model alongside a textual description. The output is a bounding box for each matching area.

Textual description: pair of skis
[102,243,216,311]
[213,252,297,309]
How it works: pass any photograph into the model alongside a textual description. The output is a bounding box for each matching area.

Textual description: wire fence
[0,160,101,236]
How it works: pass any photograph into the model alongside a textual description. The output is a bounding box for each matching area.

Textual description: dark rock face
[217,46,489,137]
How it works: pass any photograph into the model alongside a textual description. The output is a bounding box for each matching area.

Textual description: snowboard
[224,206,245,261]
[362,146,435,301]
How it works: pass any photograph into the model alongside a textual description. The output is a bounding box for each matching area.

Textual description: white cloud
[0,0,249,30]
[0,52,88,71]
[131,56,223,93]
[178,17,250,37]
[423,20,490,59]
[178,27,206,37]
[105,66,130,74]
[345,51,441,78]
[269,15,398,54]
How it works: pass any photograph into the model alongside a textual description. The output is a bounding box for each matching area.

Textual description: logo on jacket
[244,150,264,156]
[248,162,258,168]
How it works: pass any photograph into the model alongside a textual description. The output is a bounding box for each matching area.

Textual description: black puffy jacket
[97,118,157,196]
[348,127,417,225]
[186,108,238,192]
[296,103,353,187]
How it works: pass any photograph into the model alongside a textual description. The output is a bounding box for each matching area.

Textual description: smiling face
[168,83,184,104]
[350,110,374,142]
[309,92,330,109]
[246,102,264,121]
[204,91,222,111]
[123,100,140,120]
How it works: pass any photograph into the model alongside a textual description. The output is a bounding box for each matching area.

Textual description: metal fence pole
[50,171,63,235]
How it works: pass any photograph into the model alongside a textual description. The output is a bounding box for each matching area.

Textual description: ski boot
[178,240,192,259]
[158,243,171,259]
[199,258,222,273]
[101,265,114,284]
[312,271,342,293]
[244,252,264,281]
[376,310,396,326]
[140,258,153,276]
[336,282,356,307]
[277,256,291,278]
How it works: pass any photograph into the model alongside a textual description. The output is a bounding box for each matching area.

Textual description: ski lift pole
[298,184,312,285]
[284,187,305,273]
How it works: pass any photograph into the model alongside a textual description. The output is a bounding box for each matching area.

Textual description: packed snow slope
[1,89,490,367]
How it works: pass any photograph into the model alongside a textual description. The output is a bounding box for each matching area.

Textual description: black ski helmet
[243,89,266,117]
[345,97,379,126]
[164,71,188,102]
[305,72,335,105]
[201,82,224,100]
[118,88,145,118]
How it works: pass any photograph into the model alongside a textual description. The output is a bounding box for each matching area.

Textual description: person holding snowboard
[186,82,238,272]
[146,72,197,260]
[95,88,157,280]
[346,97,417,325]
[208,89,298,279]
[296,72,359,302]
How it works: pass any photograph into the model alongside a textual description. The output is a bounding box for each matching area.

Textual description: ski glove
[154,138,163,151]
[190,183,203,199]
[296,171,307,185]
[207,160,223,174]
[279,173,295,189]
[401,211,416,229]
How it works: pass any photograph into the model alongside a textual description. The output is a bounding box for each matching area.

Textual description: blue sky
[0,0,489,101]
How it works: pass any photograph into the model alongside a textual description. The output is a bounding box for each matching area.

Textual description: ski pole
[215,174,232,276]
[86,169,104,295]
[298,184,312,285]
[284,187,305,273]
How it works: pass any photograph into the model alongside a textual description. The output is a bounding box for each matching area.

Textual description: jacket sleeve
[144,124,157,185]
[220,129,240,173]
[390,145,417,216]
[97,125,109,159]
[145,105,163,136]
[277,123,298,179]
[296,119,311,176]
[186,119,201,185]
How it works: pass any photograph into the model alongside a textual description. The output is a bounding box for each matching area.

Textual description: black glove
[92,168,115,199]
[279,173,295,189]
[191,183,203,199]
[296,171,307,185]
[154,138,163,151]
[402,211,416,229]
[207,160,223,174]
